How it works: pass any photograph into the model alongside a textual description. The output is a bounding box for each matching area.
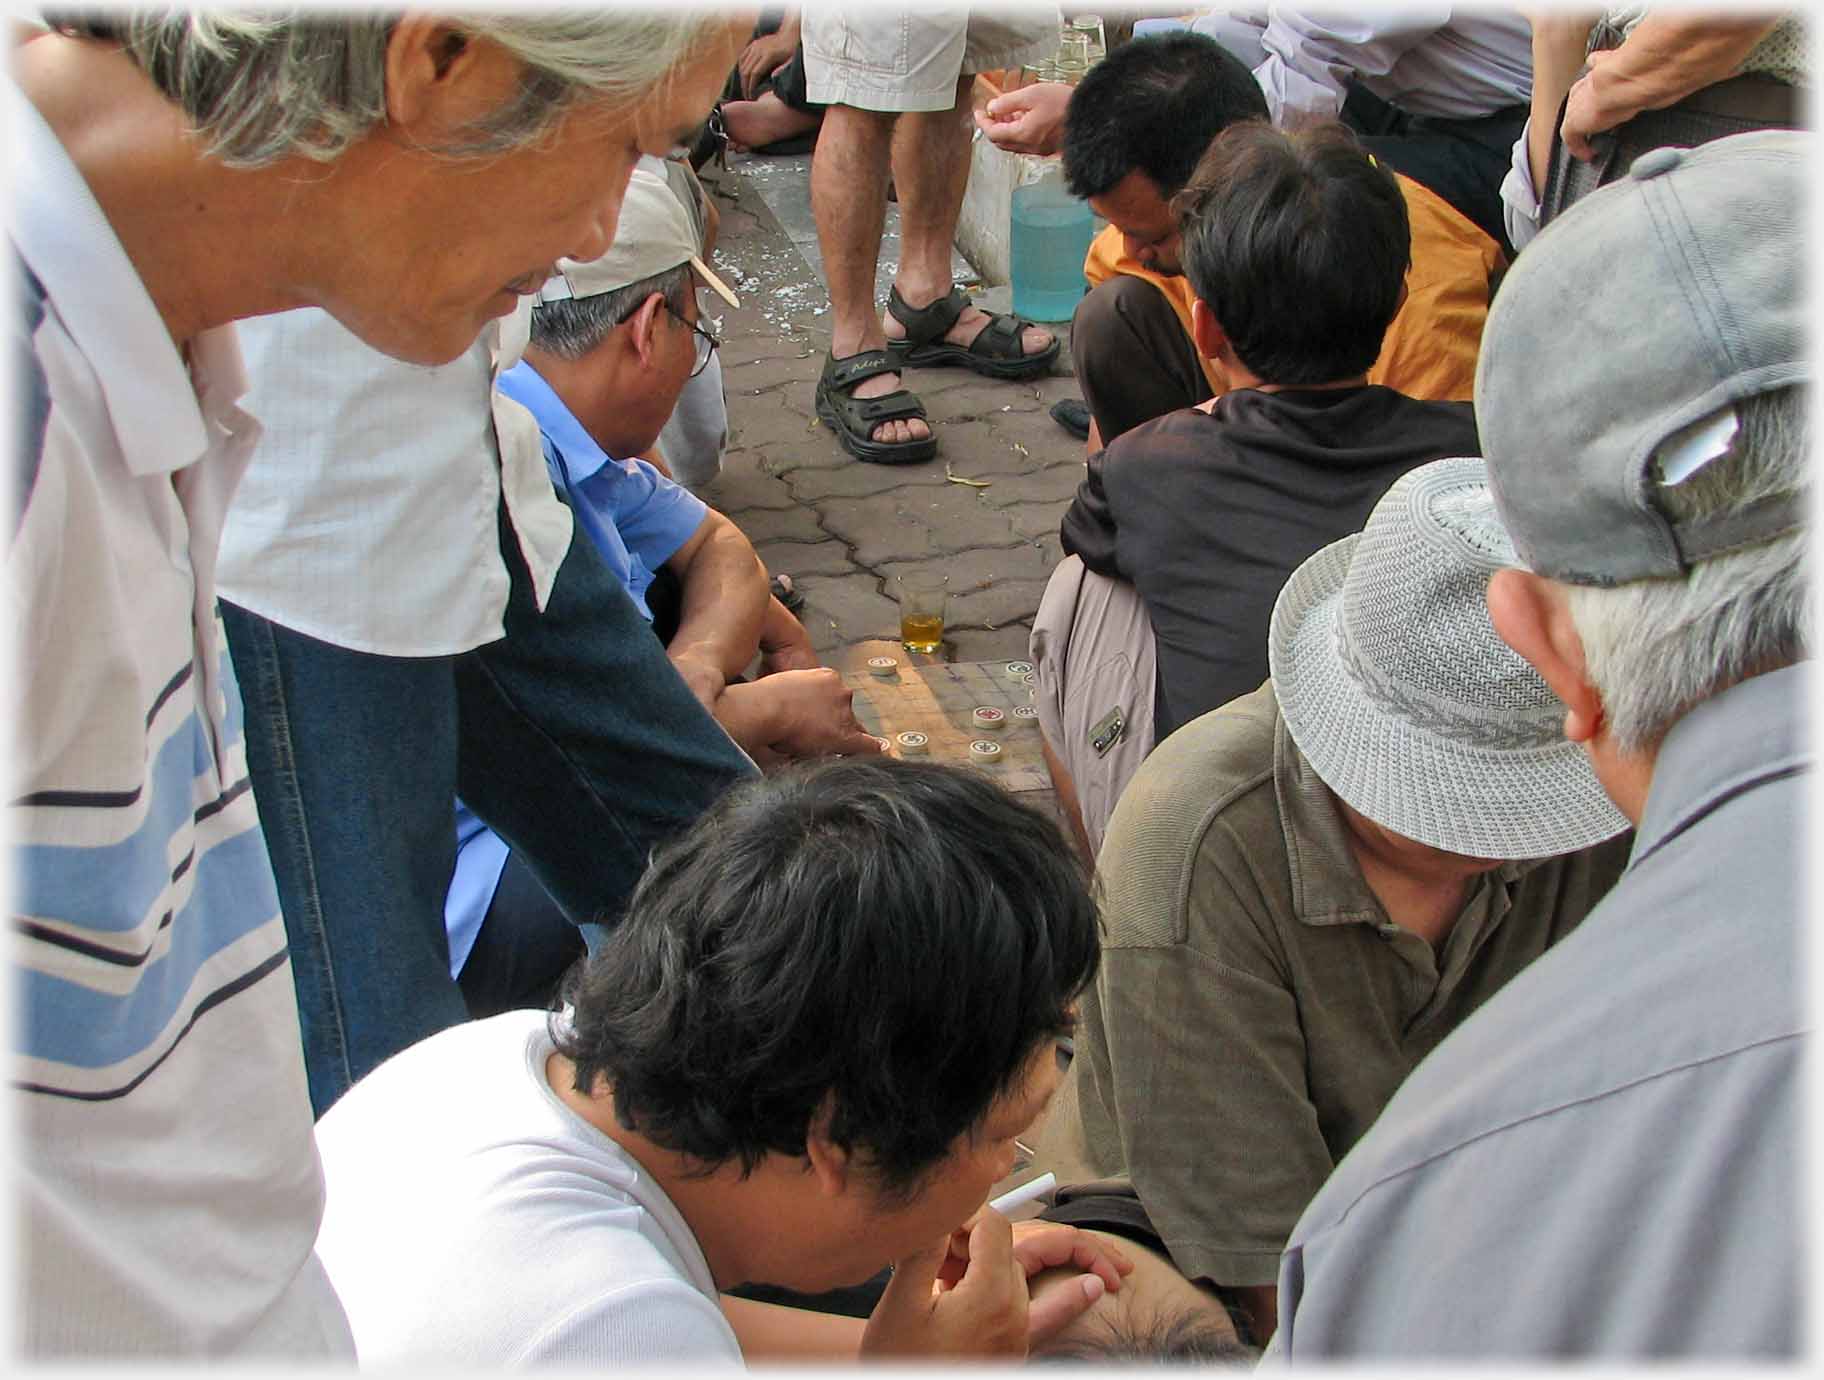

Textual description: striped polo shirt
[7,80,350,1356]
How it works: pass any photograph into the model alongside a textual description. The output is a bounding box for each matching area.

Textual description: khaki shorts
[1029,557,1157,859]
[802,6,1060,113]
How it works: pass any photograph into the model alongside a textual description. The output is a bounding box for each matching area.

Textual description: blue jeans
[223,505,755,1116]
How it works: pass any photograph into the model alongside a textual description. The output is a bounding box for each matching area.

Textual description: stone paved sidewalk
[694,151,1089,675]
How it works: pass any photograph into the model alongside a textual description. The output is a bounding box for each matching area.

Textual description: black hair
[1035,1308,1258,1365]
[550,757,1100,1199]
[1061,33,1268,201]
[1176,121,1410,386]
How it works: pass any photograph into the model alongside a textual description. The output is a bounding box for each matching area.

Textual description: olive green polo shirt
[1037,682,1631,1288]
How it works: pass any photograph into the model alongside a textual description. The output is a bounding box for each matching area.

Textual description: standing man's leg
[803,8,1060,462]
[222,602,466,1117]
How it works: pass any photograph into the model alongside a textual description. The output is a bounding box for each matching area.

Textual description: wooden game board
[842,659,1052,793]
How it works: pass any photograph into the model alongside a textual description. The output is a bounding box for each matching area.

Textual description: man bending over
[315,758,1130,1364]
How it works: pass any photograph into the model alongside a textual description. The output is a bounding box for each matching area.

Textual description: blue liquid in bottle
[1010,173,1096,323]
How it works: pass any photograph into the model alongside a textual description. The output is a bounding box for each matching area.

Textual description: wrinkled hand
[862,1213,1035,1358]
[721,670,886,766]
[1560,48,1625,160]
[737,30,795,100]
[974,81,1071,156]
[757,596,821,675]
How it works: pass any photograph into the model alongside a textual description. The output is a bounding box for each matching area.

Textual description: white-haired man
[9,8,743,1358]
[1273,129,1808,1359]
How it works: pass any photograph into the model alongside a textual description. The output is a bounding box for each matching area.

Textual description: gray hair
[530,265,693,361]
[47,9,727,168]
[1565,386,1810,754]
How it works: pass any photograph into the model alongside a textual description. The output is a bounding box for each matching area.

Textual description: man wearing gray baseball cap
[1273,128,1808,1359]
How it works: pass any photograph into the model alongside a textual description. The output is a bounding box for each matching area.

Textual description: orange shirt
[1083,171,1502,402]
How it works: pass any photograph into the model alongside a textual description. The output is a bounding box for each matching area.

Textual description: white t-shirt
[314,1011,744,1367]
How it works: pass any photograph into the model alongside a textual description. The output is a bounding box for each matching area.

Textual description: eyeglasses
[666,306,722,379]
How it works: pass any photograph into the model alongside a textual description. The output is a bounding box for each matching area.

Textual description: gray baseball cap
[1476,129,1809,587]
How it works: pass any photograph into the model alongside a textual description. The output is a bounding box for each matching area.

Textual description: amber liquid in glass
[900,613,945,653]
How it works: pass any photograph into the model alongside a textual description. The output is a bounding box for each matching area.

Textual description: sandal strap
[886,285,970,348]
[971,313,1027,360]
[850,390,929,425]
[824,349,900,391]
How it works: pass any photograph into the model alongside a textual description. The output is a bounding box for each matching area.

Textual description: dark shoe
[884,285,1060,381]
[770,573,806,614]
[1050,397,1091,441]
[814,349,938,466]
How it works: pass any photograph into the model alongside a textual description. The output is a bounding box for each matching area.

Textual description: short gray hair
[1565,386,1810,753]
[46,9,728,168]
[530,265,694,362]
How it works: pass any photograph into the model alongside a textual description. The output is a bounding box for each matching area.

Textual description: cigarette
[988,1171,1056,1216]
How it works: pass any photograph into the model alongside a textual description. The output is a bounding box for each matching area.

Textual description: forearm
[667,522,769,684]
[1526,16,1598,194]
[719,1296,864,1360]
[1576,15,1781,132]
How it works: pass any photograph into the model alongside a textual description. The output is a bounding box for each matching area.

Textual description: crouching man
[314,757,1131,1364]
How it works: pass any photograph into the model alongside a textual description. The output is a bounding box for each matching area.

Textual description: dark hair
[550,757,1100,1198]
[1035,1309,1258,1365]
[1062,33,1268,200]
[1175,121,1410,386]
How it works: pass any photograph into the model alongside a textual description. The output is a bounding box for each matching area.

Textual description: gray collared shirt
[1038,682,1629,1286]
[1274,663,1809,1359]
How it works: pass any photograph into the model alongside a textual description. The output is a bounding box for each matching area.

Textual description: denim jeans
[223,505,755,1116]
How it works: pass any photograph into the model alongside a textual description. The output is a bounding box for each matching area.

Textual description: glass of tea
[895,571,949,654]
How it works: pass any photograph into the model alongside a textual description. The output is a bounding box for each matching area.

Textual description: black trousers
[1340,81,1527,258]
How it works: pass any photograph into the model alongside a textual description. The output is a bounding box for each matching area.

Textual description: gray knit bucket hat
[1268,457,1631,859]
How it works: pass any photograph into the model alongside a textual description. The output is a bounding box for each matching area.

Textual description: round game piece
[895,731,928,756]
[969,740,1003,763]
[1012,705,1039,721]
[971,706,1006,732]
[1022,671,1038,687]
[867,655,899,677]
[1005,660,1033,678]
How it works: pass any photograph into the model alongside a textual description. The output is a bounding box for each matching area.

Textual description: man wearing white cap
[447,167,883,1012]
[1038,456,1633,1345]
[1273,129,1809,1359]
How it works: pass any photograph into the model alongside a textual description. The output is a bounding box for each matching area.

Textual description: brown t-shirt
[1038,683,1631,1288]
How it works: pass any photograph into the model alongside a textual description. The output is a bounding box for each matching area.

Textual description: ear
[1189,297,1228,364]
[1486,568,1605,744]
[624,292,669,368]
[803,1098,852,1199]
[384,17,517,136]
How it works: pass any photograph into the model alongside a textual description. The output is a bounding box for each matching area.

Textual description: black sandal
[885,285,1060,380]
[815,350,938,466]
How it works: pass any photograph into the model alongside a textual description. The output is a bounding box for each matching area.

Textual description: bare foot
[724,92,822,153]
[882,291,1053,359]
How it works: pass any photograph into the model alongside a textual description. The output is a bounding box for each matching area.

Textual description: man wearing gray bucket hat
[1037,456,1631,1345]
[1274,129,1809,1359]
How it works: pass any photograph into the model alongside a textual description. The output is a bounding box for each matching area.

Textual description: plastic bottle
[1010,157,1095,323]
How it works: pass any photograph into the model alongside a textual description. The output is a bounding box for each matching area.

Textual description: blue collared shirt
[495,359,707,621]
[446,362,708,974]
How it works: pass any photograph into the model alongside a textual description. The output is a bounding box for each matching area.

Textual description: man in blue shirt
[451,167,884,1012]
